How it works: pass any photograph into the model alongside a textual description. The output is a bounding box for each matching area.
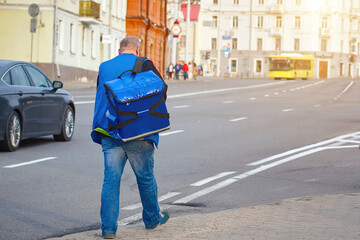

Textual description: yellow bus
[269,54,314,80]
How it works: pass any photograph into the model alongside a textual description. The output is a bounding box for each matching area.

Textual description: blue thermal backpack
[103,57,170,142]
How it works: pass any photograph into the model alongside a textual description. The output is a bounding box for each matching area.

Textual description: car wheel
[54,105,75,141]
[1,111,21,152]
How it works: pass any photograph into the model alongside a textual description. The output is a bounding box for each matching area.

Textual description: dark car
[0,60,75,152]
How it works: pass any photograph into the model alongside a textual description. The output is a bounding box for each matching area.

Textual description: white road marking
[314,104,321,107]
[75,100,95,105]
[159,130,184,136]
[3,157,57,168]
[338,139,360,144]
[118,205,171,226]
[230,117,247,122]
[342,81,354,94]
[250,97,256,100]
[282,109,294,112]
[173,105,190,109]
[75,95,95,98]
[167,82,287,99]
[264,94,270,97]
[274,92,279,95]
[248,131,360,166]
[173,178,238,205]
[190,171,236,187]
[223,101,234,104]
[122,192,181,210]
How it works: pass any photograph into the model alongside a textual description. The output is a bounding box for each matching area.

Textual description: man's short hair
[120,36,141,52]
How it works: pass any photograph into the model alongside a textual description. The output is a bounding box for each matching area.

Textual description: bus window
[270,59,290,71]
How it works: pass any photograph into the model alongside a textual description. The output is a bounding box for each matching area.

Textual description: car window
[10,66,31,86]
[25,66,51,88]
[2,72,11,85]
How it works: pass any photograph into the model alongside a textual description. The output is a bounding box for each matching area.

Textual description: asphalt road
[1,78,359,240]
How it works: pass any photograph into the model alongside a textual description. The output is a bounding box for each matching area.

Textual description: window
[341,40,344,53]
[295,16,301,29]
[276,16,282,28]
[358,42,360,55]
[276,38,281,50]
[233,16,238,28]
[342,18,345,32]
[258,0,264,4]
[91,31,96,58]
[111,0,116,16]
[296,0,301,5]
[294,38,300,51]
[234,0,239,4]
[322,17,328,28]
[230,59,237,72]
[211,38,217,50]
[232,38,237,50]
[212,16,218,27]
[25,66,50,87]
[277,0,283,4]
[102,0,107,12]
[70,23,76,54]
[2,72,11,85]
[116,0,121,18]
[257,16,263,28]
[256,60,262,73]
[82,27,87,56]
[257,38,263,51]
[321,39,327,52]
[58,19,64,51]
[9,66,31,86]
[213,0,218,4]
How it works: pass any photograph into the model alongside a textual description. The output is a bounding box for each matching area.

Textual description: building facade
[190,0,360,78]
[126,0,169,75]
[0,0,127,83]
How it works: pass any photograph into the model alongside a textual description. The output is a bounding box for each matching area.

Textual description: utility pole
[185,0,191,63]
[171,0,179,65]
[216,0,221,77]
[248,0,253,77]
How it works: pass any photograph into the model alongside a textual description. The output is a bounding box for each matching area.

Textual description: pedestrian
[174,61,182,80]
[168,63,174,79]
[182,62,189,80]
[91,36,169,239]
[192,62,198,80]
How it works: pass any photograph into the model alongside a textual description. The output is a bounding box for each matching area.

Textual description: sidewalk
[48,193,360,240]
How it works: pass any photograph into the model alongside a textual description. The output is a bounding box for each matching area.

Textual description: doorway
[319,60,328,78]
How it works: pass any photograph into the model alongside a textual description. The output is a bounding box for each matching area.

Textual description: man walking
[91,36,169,239]
[174,61,182,80]
[182,62,189,80]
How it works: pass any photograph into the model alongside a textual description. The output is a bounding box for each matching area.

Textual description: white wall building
[195,0,360,78]
[0,0,127,83]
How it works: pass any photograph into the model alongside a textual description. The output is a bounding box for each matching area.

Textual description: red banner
[181,4,200,22]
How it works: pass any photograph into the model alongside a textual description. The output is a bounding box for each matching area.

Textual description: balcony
[270,27,283,37]
[270,4,284,14]
[319,28,331,38]
[79,0,100,24]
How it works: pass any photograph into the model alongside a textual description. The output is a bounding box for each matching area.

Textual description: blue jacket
[91,54,159,146]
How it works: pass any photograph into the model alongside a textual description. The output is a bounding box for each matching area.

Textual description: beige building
[0,0,127,83]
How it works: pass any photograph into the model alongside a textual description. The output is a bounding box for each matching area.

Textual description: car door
[24,65,63,134]
[8,65,42,137]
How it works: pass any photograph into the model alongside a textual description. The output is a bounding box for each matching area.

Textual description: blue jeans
[100,136,160,237]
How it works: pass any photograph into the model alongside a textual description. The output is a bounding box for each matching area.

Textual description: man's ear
[118,49,121,55]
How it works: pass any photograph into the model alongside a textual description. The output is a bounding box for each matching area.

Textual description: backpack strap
[132,57,147,73]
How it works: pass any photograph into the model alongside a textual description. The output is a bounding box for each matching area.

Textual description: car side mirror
[53,81,63,90]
